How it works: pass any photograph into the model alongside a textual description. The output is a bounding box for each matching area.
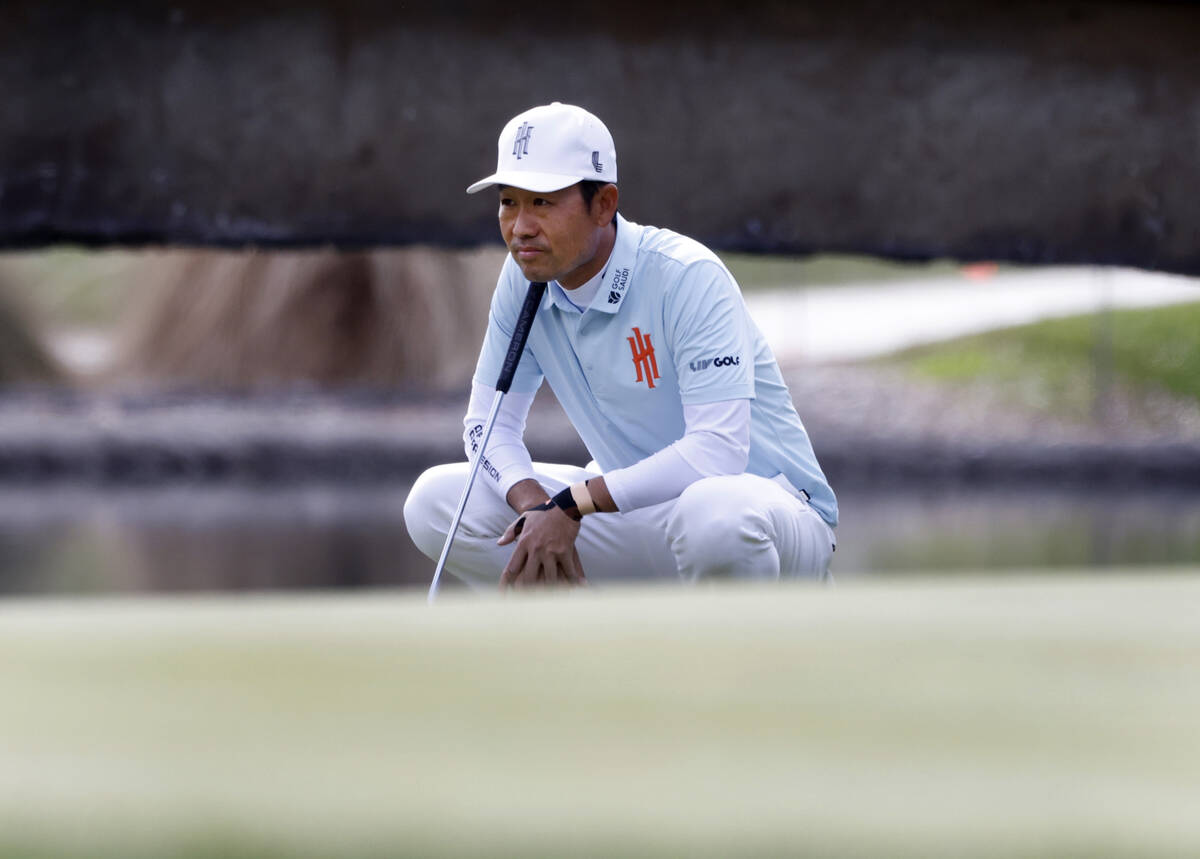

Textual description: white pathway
[745,266,1200,364]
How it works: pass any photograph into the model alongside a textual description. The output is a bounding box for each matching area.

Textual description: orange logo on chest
[627,327,660,389]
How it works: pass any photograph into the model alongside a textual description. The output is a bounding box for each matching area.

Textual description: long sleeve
[603,398,751,511]
[463,380,538,502]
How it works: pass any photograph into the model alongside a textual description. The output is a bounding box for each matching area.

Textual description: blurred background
[1,0,1198,595]
[4,6,1200,857]
[0,248,1196,594]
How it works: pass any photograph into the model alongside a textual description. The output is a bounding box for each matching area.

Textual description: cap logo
[591,151,604,173]
[512,122,534,160]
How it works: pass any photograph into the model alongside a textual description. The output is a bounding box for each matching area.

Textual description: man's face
[498,185,605,289]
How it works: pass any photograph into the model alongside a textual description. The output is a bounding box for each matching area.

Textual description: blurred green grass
[887,300,1200,418]
[2,577,1199,858]
[719,251,969,290]
[0,247,145,329]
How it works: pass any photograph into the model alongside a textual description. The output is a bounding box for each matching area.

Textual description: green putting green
[2,573,1198,858]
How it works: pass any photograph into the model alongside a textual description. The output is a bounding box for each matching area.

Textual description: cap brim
[465,170,584,195]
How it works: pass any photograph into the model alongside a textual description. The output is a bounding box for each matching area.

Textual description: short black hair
[578,180,617,224]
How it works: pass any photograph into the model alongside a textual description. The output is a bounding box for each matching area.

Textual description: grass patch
[889,300,1200,418]
[1,579,1199,858]
[0,247,145,329]
[719,251,973,290]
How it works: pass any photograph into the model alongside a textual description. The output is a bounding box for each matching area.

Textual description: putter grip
[495,281,547,393]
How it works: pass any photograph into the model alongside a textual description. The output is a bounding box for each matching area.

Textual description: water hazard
[1,484,1196,596]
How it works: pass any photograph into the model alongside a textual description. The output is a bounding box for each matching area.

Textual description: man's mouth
[513,246,545,260]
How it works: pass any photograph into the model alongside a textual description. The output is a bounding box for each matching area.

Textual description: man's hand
[497,504,587,589]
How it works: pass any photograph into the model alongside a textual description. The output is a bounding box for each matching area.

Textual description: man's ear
[593,183,619,225]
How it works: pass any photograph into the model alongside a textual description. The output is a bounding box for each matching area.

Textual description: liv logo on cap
[467,102,618,194]
[512,122,534,159]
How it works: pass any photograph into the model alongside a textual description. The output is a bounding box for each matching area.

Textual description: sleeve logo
[469,423,502,482]
[689,355,740,372]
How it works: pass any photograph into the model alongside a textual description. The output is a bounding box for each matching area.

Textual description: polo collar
[548,262,605,313]
[538,212,639,315]
[591,212,638,314]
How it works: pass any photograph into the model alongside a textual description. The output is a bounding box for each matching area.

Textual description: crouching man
[405,102,837,588]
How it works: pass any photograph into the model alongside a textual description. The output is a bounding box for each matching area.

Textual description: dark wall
[4,1,1199,273]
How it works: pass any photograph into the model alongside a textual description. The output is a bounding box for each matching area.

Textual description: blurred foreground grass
[2,575,1198,858]
[891,300,1200,415]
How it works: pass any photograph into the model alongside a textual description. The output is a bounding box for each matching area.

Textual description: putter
[427,280,547,603]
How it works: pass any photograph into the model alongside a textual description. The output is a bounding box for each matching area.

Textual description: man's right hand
[497,504,587,589]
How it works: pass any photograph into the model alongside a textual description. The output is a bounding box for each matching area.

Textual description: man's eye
[533,198,550,206]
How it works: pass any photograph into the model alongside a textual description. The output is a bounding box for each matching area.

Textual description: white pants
[404,462,836,589]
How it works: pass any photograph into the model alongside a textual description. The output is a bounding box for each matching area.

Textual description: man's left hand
[497,505,587,588]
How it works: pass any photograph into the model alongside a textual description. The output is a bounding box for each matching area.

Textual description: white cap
[466,102,617,194]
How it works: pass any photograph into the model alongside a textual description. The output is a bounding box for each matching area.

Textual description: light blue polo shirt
[474,213,838,527]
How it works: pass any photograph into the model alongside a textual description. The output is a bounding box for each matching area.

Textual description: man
[404,102,837,588]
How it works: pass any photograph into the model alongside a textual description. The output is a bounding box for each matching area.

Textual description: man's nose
[513,206,538,237]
